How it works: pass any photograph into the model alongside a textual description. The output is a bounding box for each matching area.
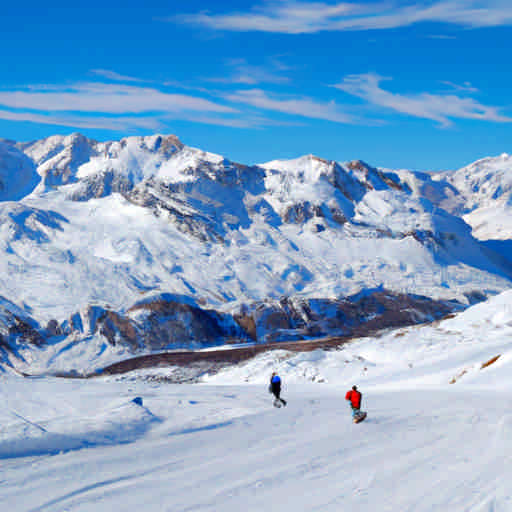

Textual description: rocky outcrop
[97,310,141,351]
[7,316,44,346]
[282,201,324,224]
[233,289,461,343]
[60,305,142,351]
[347,160,406,192]
[45,319,62,337]
[125,181,224,243]
[0,297,45,366]
[57,296,243,352]
[127,294,242,350]
[67,169,135,201]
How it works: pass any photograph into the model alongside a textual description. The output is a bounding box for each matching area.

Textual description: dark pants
[271,384,286,405]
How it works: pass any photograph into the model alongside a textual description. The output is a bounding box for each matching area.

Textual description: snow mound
[0,396,159,459]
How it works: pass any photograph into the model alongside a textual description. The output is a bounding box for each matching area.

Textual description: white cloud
[175,0,512,34]
[427,34,457,39]
[163,80,212,94]
[224,88,358,123]
[333,73,511,126]
[0,81,264,131]
[90,69,147,83]
[0,106,280,131]
[0,83,236,115]
[0,110,162,131]
[207,58,291,85]
[440,80,479,93]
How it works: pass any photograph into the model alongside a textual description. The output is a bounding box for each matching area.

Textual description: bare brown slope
[98,335,352,376]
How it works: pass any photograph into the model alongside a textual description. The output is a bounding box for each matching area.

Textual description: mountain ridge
[0,132,511,373]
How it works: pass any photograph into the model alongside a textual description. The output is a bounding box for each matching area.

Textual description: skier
[269,371,287,407]
[345,385,363,420]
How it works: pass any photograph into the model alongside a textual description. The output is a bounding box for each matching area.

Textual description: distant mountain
[393,153,512,241]
[441,153,512,241]
[0,133,511,373]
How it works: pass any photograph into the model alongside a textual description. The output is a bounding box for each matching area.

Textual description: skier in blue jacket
[269,372,287,406]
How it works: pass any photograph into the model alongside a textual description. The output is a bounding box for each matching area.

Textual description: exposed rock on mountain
[0,296,43,370]
[127,293,241,350]
[233,289,460,343]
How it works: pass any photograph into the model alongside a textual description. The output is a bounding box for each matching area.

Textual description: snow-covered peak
[438,153,512,240]
[17,133,97,191]
[261,154,336,178]
[18,133,94,165]
[77,135,226,186]
[18,133,244,195]
[260,154,368,219]
[448,153,512,202]
[121,134,184,154]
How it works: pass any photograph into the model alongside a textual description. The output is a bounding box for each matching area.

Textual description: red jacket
[345,389,362,409]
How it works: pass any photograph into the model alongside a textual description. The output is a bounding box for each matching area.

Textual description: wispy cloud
[90,69,147,83]
[333,73,511,126]
[0,83,236,115]
[163,80,212,94]
[0,109,162,131]
[175,1,512,34]
[207,58,291,85]
[0,82,262,131]
[224,88,359,124]
[91,69,215,96]
[440,80,479,93]
[427,34,457,39]
[0,80,308,131]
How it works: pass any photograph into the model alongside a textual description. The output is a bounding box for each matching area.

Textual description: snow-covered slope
[447,153,512,240]
[0,141,40,201]
[426,153,512,240]
[2,291,512,511]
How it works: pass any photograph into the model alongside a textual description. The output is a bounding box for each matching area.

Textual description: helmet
[352,385,357,390]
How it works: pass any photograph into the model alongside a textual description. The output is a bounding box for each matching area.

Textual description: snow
[0,141,40,201]
[2,291,512,510]
[75,136,223,186]
[440,153,512,240]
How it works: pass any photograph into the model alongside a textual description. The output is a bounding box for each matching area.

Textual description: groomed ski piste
[2,290,512,511]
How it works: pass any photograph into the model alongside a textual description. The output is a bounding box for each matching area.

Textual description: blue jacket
[271,375,281,385]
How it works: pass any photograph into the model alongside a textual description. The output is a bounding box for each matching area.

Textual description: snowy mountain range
[0,133,511,373]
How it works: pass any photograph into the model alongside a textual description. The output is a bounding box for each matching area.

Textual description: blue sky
[1,0,511,170]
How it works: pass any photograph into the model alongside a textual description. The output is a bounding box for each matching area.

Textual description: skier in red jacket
[345,385,362,418]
